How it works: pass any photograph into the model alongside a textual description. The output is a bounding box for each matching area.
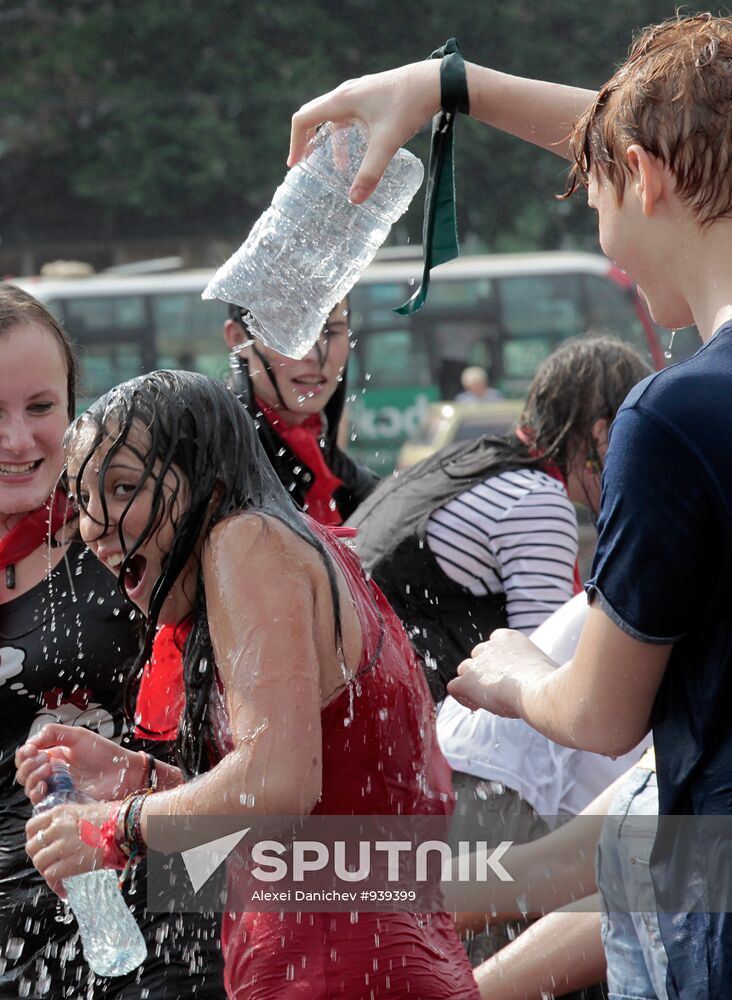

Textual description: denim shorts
[596,766,668,1000]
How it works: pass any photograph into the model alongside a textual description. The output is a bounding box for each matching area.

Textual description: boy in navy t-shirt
[289,14,732,998]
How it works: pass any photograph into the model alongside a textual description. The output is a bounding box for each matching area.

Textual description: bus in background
[12,251,687,472]
[346,251,673,471]
[13,269,230,411]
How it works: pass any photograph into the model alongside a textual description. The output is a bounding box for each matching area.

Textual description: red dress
[217,522,479,999]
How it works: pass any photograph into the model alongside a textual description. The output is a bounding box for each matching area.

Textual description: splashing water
[339,655,360,727]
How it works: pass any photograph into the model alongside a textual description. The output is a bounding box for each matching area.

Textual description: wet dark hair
[0,282,77,419]
[65,370,343,777]
[516,334,652,477]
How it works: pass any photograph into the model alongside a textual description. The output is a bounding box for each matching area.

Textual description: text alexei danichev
[252,890,358,903]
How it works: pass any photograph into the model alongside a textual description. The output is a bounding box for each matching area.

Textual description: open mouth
[122,554,147,600]
[292,376,326,396]
[0,459,42,476]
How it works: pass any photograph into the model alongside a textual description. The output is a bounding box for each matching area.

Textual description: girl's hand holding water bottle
[15,722,148,805]
[20,747,149,976]
[25,798,113,897]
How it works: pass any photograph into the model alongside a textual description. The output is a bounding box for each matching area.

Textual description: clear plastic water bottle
[35,754,147,977]
[202,120,424,359]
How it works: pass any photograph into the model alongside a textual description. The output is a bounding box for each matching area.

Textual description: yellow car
[396,400,524,470]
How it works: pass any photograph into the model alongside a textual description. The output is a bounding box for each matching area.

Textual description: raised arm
[141,514,326,847]
[289,61,597,203]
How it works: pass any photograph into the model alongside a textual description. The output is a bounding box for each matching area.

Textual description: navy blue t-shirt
[588,322,732,1000]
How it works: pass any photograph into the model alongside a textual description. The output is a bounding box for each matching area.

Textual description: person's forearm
[519,656,653,757]
[447,789,612,928]
[139,736,321,851]
[473,905,605,1000]
[465,64,597,160]
[517,660,603,750]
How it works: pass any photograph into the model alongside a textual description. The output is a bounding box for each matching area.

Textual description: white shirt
[437,594,652,818]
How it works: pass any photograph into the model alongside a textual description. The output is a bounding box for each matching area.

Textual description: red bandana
[257,401,344,526]
[134,620,191,741]
[0,491,75,573]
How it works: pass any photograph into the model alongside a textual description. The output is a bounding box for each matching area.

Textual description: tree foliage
[0,0,685,253]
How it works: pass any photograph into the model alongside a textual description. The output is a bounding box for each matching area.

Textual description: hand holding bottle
[25,795,111,897]
[26,752,147,977]
[288,61,440,204]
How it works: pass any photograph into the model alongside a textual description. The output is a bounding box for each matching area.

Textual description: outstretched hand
[288,61,441,203]
[447,628,558,716]
[15,723,145,807]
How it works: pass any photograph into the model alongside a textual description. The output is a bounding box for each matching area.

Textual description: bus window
[497,273,585,395]
[350,281,412,329]
[76,343,145,408]
[582,274,650,358]
[431,318,498,398]
[427,277,495,309]
[502,337,552,381]
[54,295,154,412]
[347,326,437,473]
[152,293,228,381]
[499,273,584,339]
[355,328,432,388]
[61,294,150,340]
[425,278,500,398]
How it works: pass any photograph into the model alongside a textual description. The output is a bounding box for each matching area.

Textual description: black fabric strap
[395,37,469,316]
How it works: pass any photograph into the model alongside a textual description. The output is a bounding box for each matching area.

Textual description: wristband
[79,789,153,889]
[395,37,468,316]
[439,45,470,117]
[79,804,129,872]
[124,792,150,857]
[138,751,158,790]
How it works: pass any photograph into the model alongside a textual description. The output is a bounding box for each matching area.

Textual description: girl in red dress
[17,370,479,999]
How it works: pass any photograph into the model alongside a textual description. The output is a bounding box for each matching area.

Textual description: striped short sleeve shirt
[425,467,578,634]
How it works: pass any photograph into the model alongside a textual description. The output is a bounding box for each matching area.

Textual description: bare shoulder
[203,512,323,581]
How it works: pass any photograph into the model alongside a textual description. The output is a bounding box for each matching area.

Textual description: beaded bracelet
[113,788,154,887]
[124,793,149,857]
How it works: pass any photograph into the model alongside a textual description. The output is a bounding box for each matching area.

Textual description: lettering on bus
[350,392,433,442]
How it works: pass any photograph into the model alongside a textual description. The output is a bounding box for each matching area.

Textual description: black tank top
[0,543,224,998]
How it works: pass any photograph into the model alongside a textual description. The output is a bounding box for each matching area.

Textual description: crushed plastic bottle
[203,120,424,359]
[35,754,147,977]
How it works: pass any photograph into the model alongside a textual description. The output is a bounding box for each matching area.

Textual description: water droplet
[5,938,24,960]
[664,329,676,359]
